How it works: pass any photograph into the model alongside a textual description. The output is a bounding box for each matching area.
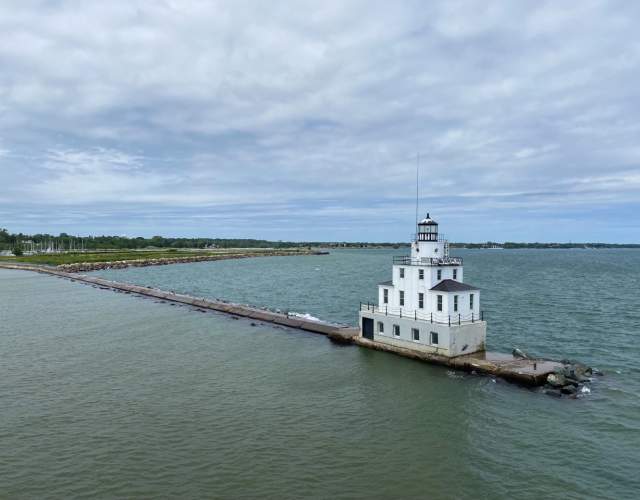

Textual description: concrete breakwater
[0,263,356,338]
[0,262,593,393]
[353,337,594,393]
[55,250,323,273]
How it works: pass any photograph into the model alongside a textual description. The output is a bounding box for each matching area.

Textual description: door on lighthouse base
[362,317,374,340]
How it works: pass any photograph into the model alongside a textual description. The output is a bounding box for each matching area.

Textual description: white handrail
[360,304,482,325]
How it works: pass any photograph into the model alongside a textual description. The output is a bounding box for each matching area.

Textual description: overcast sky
[1,1,639,242]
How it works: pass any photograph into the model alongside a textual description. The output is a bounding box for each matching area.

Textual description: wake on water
[289,312,323,322]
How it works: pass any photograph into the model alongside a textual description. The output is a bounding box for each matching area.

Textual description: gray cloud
[1,0,639,241]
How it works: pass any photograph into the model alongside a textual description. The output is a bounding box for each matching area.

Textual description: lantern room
[417,213,438,241]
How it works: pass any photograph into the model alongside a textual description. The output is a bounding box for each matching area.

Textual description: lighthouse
[359,213,486,357]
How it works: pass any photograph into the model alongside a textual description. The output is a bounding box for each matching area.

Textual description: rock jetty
[513,348,596,397]
[56,250,322,273]
[543,361,597,398]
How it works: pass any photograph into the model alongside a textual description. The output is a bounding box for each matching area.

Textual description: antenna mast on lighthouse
[415,153,420,241]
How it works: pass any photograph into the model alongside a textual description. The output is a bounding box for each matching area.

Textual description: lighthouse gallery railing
[360,303,483,325]
[392,256,463,266]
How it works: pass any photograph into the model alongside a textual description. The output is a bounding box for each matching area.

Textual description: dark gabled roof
[430,279,478,292]
[378,280,393,286]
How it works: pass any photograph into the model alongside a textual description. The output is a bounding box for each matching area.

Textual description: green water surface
[2,249,639,499]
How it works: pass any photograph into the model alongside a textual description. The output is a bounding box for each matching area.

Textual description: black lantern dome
[417,213,438,241]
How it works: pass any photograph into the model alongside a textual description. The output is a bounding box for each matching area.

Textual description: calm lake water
[2,249,639,499]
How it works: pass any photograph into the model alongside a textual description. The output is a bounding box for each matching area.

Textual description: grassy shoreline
[0,248,315,267]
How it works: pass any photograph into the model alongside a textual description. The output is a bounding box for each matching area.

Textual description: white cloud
[0,0,639,241]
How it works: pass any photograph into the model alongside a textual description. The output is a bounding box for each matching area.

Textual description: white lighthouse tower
[359,213,486,357]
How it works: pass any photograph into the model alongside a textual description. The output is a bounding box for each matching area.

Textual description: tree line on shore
[1,228,638,254]
[0,228,404,253]
[0,228,301,252]
[451,242,640,249]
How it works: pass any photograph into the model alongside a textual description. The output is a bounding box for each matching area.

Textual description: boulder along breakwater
[0,261,596,396]
[54,249,325,273]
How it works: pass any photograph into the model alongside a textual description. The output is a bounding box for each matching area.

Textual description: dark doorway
[362,317,374,340]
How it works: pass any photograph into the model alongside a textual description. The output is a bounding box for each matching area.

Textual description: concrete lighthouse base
[359,310,486,358]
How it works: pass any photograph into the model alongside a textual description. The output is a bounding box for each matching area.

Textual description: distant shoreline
[324,243,640,249]
[450,243,640,249]
[3,224,639,255]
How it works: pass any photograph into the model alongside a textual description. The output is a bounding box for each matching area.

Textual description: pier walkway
[0,263,563,387]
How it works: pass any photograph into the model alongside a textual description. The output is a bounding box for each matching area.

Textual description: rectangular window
[430,331,439,345]
[453,269,457,280]
[399,291,405,306]
[454,295,458,312]
[412,328,420,341]
[470,294,474,310]
[418,269,424,280]
[383,288,388,304]
[418,293,424,309]
[378,321,384,334]
[393,324,400,337]
[437,295,443,312]
[437,269,442,280]
[399,267,405,278]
